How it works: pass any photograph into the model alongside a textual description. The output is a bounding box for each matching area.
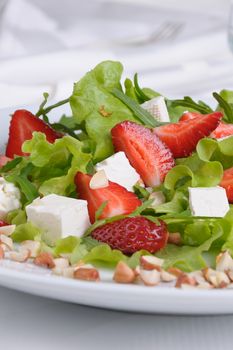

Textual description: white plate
[1,107,233,315]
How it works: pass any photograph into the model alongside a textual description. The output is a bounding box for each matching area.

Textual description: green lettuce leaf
[54,236,80,256]
[70,61,139,162]
[11,222,41,242]
[156,222,223,271]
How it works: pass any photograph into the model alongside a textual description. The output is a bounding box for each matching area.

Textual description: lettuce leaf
[70,61,139,162]
[11,222,41,242]
[156,222,223,271]
[5,132,91,199]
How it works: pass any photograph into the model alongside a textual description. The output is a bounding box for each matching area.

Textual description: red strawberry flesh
[6,109,61,158]
[154,112,222,158]
[75,172,141,224]
[91,216,168,254]
[111,121,175,187]
[220,167,233,203]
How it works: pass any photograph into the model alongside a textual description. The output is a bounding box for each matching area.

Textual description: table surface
[1,285,233,350]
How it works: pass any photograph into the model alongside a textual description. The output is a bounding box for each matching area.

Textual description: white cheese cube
[26,194,90,245]
[0,177,21,220]
[188,187,230,217]
[95,151,140,192]
[141,96,170,122]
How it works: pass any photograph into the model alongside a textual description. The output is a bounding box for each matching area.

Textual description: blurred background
[0,0,232,109]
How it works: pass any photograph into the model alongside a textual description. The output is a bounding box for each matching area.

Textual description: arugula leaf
[213,91,233,123]
[112,88,161,127]
[0,157,23,173]
[170,96,213,115]
[133,73,150,102]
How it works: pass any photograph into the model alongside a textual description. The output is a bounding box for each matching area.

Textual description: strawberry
[75,172,141,223]
[111,121,174,187]
[179,111,201,122]
[211,122,233,139]
[91,216,168,254]
[154,112,222,158]
[220,167,233,203]
[180,112,233,140]
[0,155,11,167]
[6,109,62,158]
[0,221,8,227]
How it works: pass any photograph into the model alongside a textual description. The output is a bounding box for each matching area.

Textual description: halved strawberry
[220,167,233,203]
[211,122,233,139]
[6,109,62,158]
[154,112,222,158]
[0,155,11,167]
[111,121,174,187]
[0,221,8,227]
[91,216,168,254]
[179,111,201,122]
[75,172,141,223]
[180,111,233,140]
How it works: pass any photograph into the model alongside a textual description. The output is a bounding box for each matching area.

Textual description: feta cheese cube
[0,177,21,220]
[95,151,140,192]
[141,96,170,122]
[188,187,230,217]
[26,194,90,245]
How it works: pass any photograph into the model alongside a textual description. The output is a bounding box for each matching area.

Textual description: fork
[117,22,184,47]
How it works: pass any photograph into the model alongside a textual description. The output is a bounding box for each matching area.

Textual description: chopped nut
[216,251,233,272]
[89,170,109,190]
[0,234,13,251]
[139,268,161,286]
[167,267,183,277]
[203,268,230,288]
[175,274,197,288]
[8,248,30,262]
[52,258,70,276]
[140,256,164,271]
[161,270,176,282]
[34,252,55,269]
[21,240,41,258]
[227,270,233,282]
[189,270,206,285]
[0,225,16,236]
[113,261,136,284]
[74,267,100,282]
[0,245,4,259]
[53,258,69,269]
[168,232,181,245]
[63,267,75,279]
[134,265,140,276]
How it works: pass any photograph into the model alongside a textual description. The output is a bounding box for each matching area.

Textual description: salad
[1,60,233,289]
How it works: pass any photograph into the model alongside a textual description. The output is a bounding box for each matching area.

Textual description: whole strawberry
[91,216,168,254]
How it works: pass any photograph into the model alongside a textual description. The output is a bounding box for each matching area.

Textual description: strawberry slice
[211,122,233,139]
[111,121,174,187]
[179,111,201,122]
[180,111,233,140]
[220,167,233,203]
[91,216,168,254]
[6,109,62,158]
[75,172,141,223]
[154,112,222,158]
[0,155,11,167]
[0,221,8,227]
